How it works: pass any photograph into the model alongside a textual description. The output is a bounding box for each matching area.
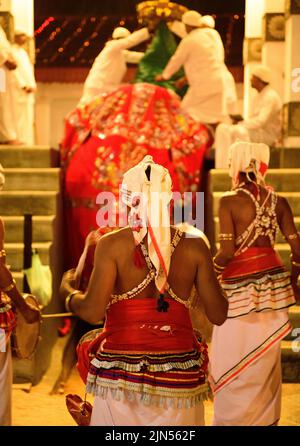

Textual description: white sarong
[210,310,290,426]
[0,342,12,426]
[90,390,205,426]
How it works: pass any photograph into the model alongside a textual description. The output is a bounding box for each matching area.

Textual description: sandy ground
[11,336,300,426]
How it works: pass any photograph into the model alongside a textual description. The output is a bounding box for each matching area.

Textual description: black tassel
[157,293,169,312]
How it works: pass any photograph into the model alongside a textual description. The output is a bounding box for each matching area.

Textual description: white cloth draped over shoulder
[79,28,150,105]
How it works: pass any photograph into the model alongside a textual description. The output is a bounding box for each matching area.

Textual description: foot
[50,380,66,395]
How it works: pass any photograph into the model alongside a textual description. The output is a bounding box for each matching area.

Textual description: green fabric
[23,251,52,308]
[134,21,187,97]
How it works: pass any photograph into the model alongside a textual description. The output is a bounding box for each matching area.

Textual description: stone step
[2,216,55,243]
[281,340,300,383]
[210,169,300,193]
[0,191,58,216]
[269,147,300,168]
[285,306,300,341]
[209,147,300,169]
[214,216,300,244]
[0,146,59,168]
[3,168,61,191]
[4,242,52,271]
[213,192,300,217]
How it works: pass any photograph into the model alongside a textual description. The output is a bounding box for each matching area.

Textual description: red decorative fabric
[61,83,211,269]
[77,297,207,384]
[222,247,283,279]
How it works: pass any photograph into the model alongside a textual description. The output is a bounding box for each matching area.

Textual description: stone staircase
[0,145,63,385]
[209,167,300,382]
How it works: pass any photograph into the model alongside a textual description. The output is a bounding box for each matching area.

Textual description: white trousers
[182,86,225,125]
[14,94,35,145]
[214,123,250,168]
[214,122,277,169]
[0,68,17,142]
[90,391,205,426]
[0,342,12,426]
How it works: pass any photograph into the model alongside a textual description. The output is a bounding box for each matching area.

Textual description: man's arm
[160,38,189,81]
[240,94,280,130]
[277,196,300,300]
[114,28,150,51]
[61,235,117,324]
[124,49,145,64]
[214,195,236,265]
[194,238,228,325]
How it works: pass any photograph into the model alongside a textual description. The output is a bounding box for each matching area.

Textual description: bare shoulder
[219,191,238,207]
[180,231,211,260]
[276,194,292,215]
[95,227,132,256]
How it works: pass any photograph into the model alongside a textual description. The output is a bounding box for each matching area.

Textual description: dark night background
[34,1,245,73]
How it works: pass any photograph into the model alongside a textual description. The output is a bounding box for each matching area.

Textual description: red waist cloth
[222,247,283,280]
[103,297,195,352]
[77,297,198,383]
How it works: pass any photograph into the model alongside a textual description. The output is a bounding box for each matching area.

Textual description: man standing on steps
[0,25,23,145]
[11,30,36,146]
[210,141,300,425]
[215,65,282,168]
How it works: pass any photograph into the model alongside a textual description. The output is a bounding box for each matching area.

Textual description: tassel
[157,293,169,312]
[134,244,146,269]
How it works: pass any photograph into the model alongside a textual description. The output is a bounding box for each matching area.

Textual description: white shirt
[84,28,149,91]
[240,85,282,142]
[162,28,224,93]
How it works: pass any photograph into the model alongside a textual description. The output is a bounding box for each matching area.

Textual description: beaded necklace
[234,185,278,256]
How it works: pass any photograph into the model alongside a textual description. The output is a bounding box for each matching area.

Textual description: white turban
[229,141,270,188]
[182,10,202,28]
[0,164,4,191]
[121,156,173,293]
[252,65,272,84]
[201,15,215,29]
[112,27,131,39]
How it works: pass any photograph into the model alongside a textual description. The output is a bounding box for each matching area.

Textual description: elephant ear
[134,21,188,97]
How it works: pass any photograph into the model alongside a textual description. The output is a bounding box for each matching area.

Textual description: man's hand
[4,59,17,70]
[60,268,77,300]
[174,76,187,90]
[21,299,41,324]
[23,86,35,94]
[155,74,165,82]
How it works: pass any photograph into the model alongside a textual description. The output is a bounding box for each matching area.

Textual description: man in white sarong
[210,142,299,425]
[215,65,282,168]
[156,10,225,125]
[79,26,150,106]
[11,30,36,145]
[0,26,22,145]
